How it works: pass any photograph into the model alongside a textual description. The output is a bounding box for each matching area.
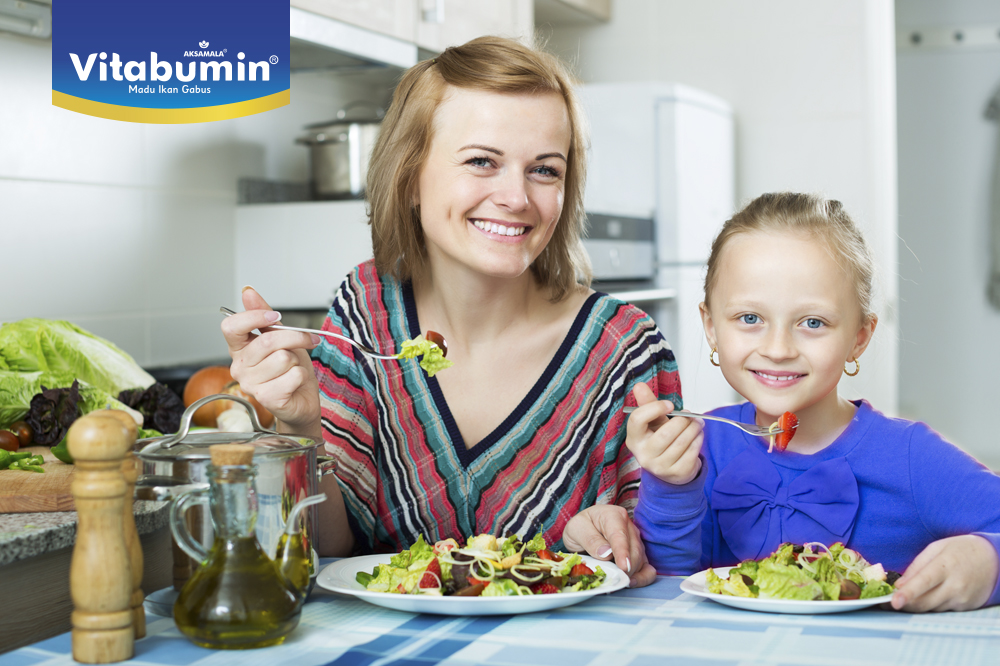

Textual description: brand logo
[52,0,289,124]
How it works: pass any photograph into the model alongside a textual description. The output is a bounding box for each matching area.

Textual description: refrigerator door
[657,265,738,412]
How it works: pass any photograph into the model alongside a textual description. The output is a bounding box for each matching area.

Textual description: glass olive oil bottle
[172,445,302,649]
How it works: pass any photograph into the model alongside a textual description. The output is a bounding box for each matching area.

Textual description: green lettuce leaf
[481,578,523,597]
[730,559,759,580]
[525,530,547,553]
[811,557,841,600]
[860,580,893,599]
[756,560,823,600]
[396,335,453,377]
[569,567,607,591]
[501,535,523,559]
[0,370,76,427]
[706,568,755,597]
[0,319,154,396]
[769,543,798,566]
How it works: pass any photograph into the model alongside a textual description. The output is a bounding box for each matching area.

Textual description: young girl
[627,192,1000,612]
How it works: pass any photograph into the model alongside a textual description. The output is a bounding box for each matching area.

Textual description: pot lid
[135,394,319,461]
[304,101,384,130]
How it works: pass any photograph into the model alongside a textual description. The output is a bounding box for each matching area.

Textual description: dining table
[3,558,1000,666]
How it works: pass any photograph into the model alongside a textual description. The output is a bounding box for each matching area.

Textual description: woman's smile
[471,218,531,239]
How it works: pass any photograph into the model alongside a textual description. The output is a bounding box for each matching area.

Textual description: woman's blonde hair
[366,35,591,301]
[704,192,876,322]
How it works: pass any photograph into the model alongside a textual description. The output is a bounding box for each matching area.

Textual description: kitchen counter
[0,500,169,566]
[0,501,174,653]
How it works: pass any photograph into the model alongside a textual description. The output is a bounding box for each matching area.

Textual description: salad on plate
[706,542,899,601]
[355,532,607,597]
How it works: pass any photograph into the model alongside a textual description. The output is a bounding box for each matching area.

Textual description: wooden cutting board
[0,446,75,513]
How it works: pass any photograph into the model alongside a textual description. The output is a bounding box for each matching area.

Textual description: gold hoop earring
[844,359,860,376]
[710,347,720,367]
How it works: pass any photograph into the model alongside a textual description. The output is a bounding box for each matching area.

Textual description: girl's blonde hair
[704,192,876,322]
[365,35,591,301]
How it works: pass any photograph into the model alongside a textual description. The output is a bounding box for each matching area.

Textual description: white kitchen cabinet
[415,0,533,52]
[235,201,373,311]
[291,0,417,43]
[535,0,611,24]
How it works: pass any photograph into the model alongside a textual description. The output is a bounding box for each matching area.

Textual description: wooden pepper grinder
[92,409,145,639]
[68,413,135,663]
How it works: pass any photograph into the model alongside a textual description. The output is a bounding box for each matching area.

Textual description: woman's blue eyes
[464,156,561,178]
[739,314,759,325]
[804,318,824,329]
[466,156,493,168]
[533,165,561,177]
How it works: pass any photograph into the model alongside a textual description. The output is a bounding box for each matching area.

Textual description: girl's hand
[562,504,657,588]
[221,287,323,439]
[891,535,1000,612]
[625,382,704,485]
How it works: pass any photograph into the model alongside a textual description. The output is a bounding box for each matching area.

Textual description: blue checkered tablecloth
[5,569,1000,666]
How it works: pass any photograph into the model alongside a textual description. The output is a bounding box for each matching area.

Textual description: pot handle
[170,486,211,564]
[158,394,275,449]
[335,100,384,121]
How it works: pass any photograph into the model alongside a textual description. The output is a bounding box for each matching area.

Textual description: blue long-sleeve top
[634,400,1000,607]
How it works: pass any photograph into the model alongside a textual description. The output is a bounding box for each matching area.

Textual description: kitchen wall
[544,0,899,415]
[0,29,393,370]
[895,0,1000,468]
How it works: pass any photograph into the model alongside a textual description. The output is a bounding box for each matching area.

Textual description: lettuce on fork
[396,335,453,377]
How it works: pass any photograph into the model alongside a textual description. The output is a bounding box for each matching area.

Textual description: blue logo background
[53,0,288,112]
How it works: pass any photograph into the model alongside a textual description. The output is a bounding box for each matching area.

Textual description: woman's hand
[626,382,704,485]
[562,504,657,588]
[221,287,323,439]
[891,535,1000,612]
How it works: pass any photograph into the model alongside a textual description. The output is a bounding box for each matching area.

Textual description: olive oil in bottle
[171,444,302,649]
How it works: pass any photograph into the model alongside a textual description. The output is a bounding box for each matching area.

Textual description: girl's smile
[751,369,806,389]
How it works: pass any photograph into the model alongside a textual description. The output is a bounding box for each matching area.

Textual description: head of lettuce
[0,319,158,452]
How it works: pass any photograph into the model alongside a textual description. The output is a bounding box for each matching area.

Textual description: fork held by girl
[628,192,1000,612]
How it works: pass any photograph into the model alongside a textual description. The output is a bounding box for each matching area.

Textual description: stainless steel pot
[134,395,335,571]
[296,101,384,199]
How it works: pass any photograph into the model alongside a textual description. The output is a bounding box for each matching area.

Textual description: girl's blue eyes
[737,314,825,328]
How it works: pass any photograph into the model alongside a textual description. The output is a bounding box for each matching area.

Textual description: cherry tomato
[0,430,19,452]
[10,421,32,447]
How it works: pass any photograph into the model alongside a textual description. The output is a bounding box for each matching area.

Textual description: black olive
[840,579,862,600]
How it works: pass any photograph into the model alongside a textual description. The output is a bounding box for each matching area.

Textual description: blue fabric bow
[711,448,860,561]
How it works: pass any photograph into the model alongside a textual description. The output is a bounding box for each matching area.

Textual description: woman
[222,36,681,588]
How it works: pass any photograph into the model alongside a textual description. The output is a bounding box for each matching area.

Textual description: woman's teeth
[473,220,525,236]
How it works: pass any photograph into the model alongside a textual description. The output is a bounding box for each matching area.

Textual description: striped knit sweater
[311,260,682,553]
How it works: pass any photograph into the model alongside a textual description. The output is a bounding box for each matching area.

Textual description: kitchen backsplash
[0,29,392,369]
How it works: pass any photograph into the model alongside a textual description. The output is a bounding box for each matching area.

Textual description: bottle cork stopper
[209,444,255,467]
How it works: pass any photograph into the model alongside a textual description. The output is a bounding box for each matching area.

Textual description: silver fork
[220,306,399,360]
[621,406,788,436]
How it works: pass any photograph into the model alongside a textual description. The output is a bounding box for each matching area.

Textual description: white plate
[680,566,895,614]
[316,553,628,615]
